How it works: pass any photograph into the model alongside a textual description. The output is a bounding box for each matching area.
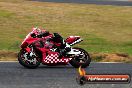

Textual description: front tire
[18,49,41,69]
[69,47,91,68]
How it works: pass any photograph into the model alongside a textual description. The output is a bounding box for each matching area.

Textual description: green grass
[0,10,14,17]
[0,0,132,56]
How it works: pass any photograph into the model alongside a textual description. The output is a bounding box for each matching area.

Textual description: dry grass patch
[0,51,17,61]
[91,53,132,63]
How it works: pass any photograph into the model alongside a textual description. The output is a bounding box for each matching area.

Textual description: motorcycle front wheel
[69,47,91,68]
[18,49,41,69]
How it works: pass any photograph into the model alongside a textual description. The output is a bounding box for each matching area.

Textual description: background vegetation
[0,0,131,62]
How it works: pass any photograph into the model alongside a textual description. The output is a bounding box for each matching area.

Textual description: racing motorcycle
[18,27,91,68]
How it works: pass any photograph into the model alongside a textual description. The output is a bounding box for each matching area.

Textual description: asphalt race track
[32,0,132,6]
[0,62,132,88]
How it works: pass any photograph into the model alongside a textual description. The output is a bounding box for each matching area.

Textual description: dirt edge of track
[0,50,131,63]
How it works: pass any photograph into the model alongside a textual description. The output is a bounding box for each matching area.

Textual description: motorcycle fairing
[41,51,72,65]
[65,36,82,46]
[20,27,83,65]
[67,48,81,55]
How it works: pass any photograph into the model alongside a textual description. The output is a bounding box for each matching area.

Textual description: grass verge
[0,0,131,62]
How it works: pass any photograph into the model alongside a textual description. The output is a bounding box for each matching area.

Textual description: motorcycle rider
[51,33,71,58]
[31,28,71,58]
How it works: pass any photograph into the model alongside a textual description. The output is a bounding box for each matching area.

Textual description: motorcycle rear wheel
[69,47,91,68]
[18,49,41,69]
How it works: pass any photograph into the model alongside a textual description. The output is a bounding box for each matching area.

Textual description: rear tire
[69,47,91,68]
[18,49,41,69]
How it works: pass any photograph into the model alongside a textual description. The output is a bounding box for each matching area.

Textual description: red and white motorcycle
[18,27,91,68]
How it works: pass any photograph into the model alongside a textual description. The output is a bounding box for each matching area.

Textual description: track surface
[0,62,132,88]
[32,0,132,6]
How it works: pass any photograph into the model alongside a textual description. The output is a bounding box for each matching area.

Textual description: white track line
[92,62,124,63]
[0,61,124,63]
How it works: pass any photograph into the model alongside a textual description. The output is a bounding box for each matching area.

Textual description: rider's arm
[37,31,50,38]
[31,31,50,38]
